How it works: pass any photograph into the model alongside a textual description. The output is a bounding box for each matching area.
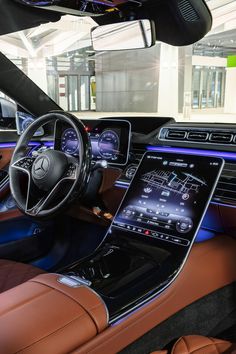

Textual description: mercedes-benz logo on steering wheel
[33,156,50,179]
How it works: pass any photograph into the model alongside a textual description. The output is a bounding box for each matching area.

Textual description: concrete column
[224,67,236,113]
[179,46,193,119]
[158,43,179,118]
[27,57,48,94]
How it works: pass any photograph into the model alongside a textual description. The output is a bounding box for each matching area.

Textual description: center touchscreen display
[113,152,224,247]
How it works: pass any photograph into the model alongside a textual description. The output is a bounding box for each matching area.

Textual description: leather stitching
[172,336,235,354]
[189,341,232,354]
[182,337,190,353]
[172,337,187,354]
[210,337,220,354]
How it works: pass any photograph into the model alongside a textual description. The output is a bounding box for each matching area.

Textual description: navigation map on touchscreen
[113,152,224,247]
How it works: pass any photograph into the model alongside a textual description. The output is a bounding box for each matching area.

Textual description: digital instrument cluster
[56,119,130,165]
[16,111,44,137]
[113,152,224,247]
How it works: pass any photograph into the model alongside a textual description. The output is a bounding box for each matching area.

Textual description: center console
[63,151,224,323]
[0,152,226,354]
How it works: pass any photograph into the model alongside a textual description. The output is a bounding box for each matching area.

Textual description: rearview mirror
[91,20,155,51]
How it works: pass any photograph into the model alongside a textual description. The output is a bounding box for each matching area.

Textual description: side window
[0,91,17,130]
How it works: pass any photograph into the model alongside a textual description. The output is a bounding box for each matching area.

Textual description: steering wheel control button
[15,158,34,170]
[65,164,77,178]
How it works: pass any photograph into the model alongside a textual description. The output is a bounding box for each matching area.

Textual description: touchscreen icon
[161,190,170,197]
[144,187,152,194]
[182,193,190,200]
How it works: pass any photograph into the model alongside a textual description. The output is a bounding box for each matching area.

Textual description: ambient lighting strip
[146,145,236,160]
[0,142,54,149]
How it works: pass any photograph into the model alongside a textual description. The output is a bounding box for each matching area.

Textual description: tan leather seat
[152,335,236,354]
[0,259,44,293]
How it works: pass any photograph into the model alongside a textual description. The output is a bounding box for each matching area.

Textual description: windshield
[0,0,235,124]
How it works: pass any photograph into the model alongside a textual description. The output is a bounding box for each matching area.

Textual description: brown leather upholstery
[74,236,236,354]
[32,273,108,333]
[0,148,14,169]
[0,273,108,354]
[152,335,236,354]
[0,259,44,293]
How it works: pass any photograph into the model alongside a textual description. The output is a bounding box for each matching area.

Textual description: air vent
[187,131,208,142]
[209,133,233,144]
[159,127,236,146]
[166,130,187,140]
[178,0,200,22]
[213,162,236,206]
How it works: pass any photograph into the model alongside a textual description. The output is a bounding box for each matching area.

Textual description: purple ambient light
[0,141,54,149]
[146,145,236,160]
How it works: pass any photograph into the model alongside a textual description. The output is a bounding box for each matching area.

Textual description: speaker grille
[178,0,200,22]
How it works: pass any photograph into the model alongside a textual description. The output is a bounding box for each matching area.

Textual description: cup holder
[66,243,160,297]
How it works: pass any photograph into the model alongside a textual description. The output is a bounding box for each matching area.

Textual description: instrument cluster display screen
[16,111,44,137]
[56,119,130,165]
[113,152,224,247]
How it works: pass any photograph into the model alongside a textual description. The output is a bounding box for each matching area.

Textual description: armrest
[0,273,108,354]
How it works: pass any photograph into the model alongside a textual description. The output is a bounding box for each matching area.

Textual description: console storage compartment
[0,273,108,354]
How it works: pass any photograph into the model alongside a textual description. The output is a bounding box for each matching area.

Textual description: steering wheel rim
[9,111,91,218]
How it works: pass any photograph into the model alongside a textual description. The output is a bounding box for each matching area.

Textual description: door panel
[0,144,55,265]
[0,147,13,169]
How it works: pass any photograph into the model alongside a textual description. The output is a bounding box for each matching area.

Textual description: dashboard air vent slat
[213,162,236,206]
[187,131,208,142]
[166,130,187,140]
[209,133,233,144]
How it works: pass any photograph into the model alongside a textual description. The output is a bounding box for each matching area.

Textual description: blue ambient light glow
[146,145,236,160]
[0,141,54,149]
[195,229,215,243]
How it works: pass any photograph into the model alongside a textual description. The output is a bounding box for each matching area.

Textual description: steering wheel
[9,112,91,218]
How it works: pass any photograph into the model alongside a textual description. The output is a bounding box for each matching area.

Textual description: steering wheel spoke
[12,157,35,174]
[26,168,78,216]
[26,185,59,216]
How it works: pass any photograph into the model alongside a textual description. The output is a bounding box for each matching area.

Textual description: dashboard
[55,119,131,165]
[3,113,236,241]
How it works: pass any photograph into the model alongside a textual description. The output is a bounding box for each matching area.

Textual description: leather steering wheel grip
[9,111,91,218]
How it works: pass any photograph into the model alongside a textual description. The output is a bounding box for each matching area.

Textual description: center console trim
[111,157,223,322]
[65,151,224,324]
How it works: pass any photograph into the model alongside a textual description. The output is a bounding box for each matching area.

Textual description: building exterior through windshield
[0,0,236,123]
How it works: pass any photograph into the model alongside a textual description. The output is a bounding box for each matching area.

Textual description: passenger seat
[152,335,236,354]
